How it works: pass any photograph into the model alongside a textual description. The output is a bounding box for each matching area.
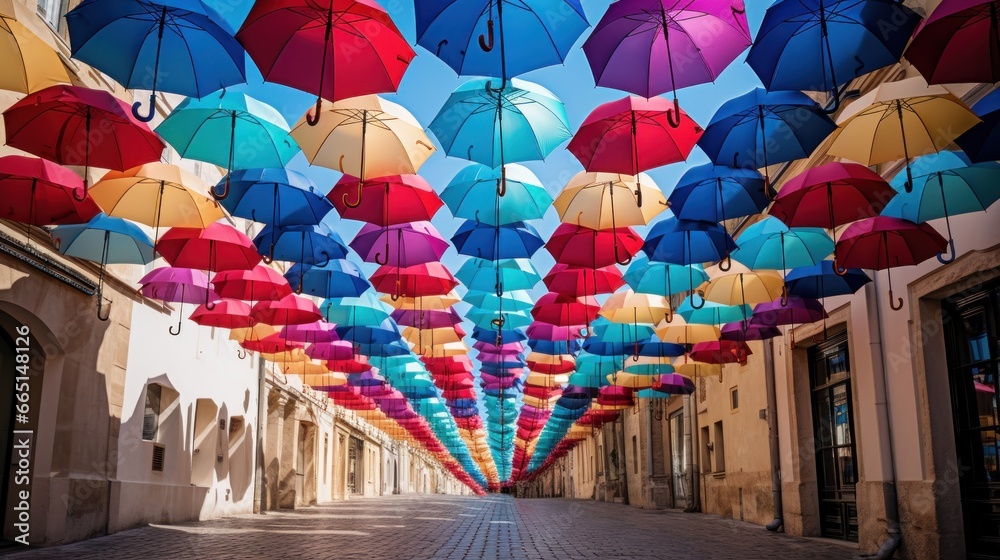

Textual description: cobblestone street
[4,496,856,560]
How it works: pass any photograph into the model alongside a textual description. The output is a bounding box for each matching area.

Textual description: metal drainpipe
[764,339,784,532]
[646,402,654,507]
[618,415,630,505]
[868,278,902,559]
[253,356,267,514]
[683,393,701,512]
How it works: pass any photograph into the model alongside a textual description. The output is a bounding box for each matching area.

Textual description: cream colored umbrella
[826,77,980,190]
[607,371,656,390]
[0,12,71,94]
[418,341,469,358]
[402,326,463,346]
[303,371,348,388]
[382,291,461,310]
[280,360,330,376]
[672,356,722,378]
[524,372,569,387]
[698,270,785,328]
[599,289,671,324]
[656,315,721,344]
[553,171,667,230]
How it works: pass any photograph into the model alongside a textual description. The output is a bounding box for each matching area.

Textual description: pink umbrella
[306,340,355,361]
[391,308,462,329]
[349,221,449,267]
[282,321,339,344]
[251,293,322,326]
[138,267,219,335]
[189,300,254,329]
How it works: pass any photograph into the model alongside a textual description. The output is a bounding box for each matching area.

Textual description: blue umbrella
[471,326,526,344]
[747,0,920,111]
[527,339,582,355]
[456,258,540,292]
[624,257,708,297]
[51,213,154,320]
[451,220,543,260]
[956,89,1000,163]
[731,216,834,271]
[253,223,348,265]
[321,292,392,326]
[220,168,332,227]
[286,259,370,298]
[415,0,588,80]
[697,88,836,191]
[644,218,736,308]
[882,151,1000,263]
[677,296,752,326]
[785,261,870,299]
[668,164,768,223]
[442,163,551,225]
[66,0,246,122]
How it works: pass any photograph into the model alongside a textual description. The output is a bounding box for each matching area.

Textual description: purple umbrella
[392,308,463,329]
[654,372,695,395]
[720,321,781,343]
[306,341,355,361]
[750,296,828,346]
[525,322,587,341]
[138,267,220,335]
[473,340,525,355]
[281,321,339,344]
[349,221,449,267]
[583,0,752,122]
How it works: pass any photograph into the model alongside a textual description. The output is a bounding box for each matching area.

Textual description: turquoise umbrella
[51,213,154,320]
[882,151,1000,264]
[677,295,752,326]
[463,289,534,312]
[155,90,300,200]
[466,308,533,330]
[321,292,392,326]
[430,78,571,195]
[732,216,833,271]
[442,163,551,225]
[456,258,540,293]
[624,257,708,297]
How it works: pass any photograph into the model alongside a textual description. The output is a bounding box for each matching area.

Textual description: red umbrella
[371,262,459,299]
[543,264,625,297]
[545,223,644,268]
[835,216,947,310]
[327,356,372,374]
[251,293,322,325]
[525,359,576,375]
[568,96,702,178]
[531,292,600,325]
[2,85,163,191]
[242,332,302,354]
[236,0,415,126]
[905,0,1000,84]
[213,266,292,302]
[329,174,442,225]
[189,300,254,329]
[0,156,100,235]
[689,340,752,365]
[156,223,261,306]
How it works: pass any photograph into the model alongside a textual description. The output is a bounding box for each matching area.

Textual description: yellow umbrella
[382,291,461,310]
[553,171,666,230]
[0,13,71,94]
[672,356,722,378]
[90,163,224,231]
[524,372,569,387]
[607,371,656,390]
[528,352,574,366]
[599,289,670,324]
[279,360,329,376]
[826,77,980,190]
[656,316,721,344]
[0,0,14,18]
[303,371,349,388]
[522,393,560,409]
[402,326,463,346]
[230,324,278,343]
[260,348,309,363]
[291,95,435,199]
[418,341,469,358]
[698,270,785,316]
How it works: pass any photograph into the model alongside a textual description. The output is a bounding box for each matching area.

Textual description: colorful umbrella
[464,290,534,313]
[881,151,1000,263]
[731,217,834,272]
[697,88,836,190]
[720,321,781,343]
[371,263,459,299]
[352,221,449,267]
[955,89,1000,163]
[553,172,667,230]
[826,77,980,192]
[442,163,550,225]
[905,0,1000,84]
[698,270,785,329]
[252,293,323,326]
[286,260,370,298]
[624,257,708,299]
[415,0,588,79]
[66,0,246,121]
[835,216,948,310]
[156,222,260,274]
[213,266,292,302]
[677,295,752,325]
[546,224,644,268]
[751,297,828,328]
[330,174,442,225]
[0,12,71,94]
[220,168,332,229]
[689,340,751,365]
[3,85,163,190]
[784,261,871,299]
[252,223,348,265]
[643,218,737,297]
[236,0,415,124]
[0,156,100,234]
[392,308,462,330]
[544,264,625,298]
[457,258,540,293]
[748,0,919,110]
[156,91,299,199]
[451,221,543,260]
[190,299,254,330]
[583,0,751,102]
[322,292,392,326]
[668,164,768,223]
[138,266,219,335]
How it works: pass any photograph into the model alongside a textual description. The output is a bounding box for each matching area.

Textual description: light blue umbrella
[321,292,392,327]
[456,258,540,293]
[732,216,833,271]
[882,151,1000,263]
[677,296,752,326]
[624,257,708,297]
[463,289,534,313]
[156,91,299,200]
[467,308,533,330]
[430,78,571,180]
[442,163,551,225]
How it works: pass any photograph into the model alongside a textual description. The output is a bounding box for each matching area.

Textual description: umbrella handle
[478,18,495,52]
[691,291,706,309]
[779,285,789,307]
[342,182,363,208]
[664,308,673,324]
[72,183,88,203]
[634,186,643,208]
[889,289,903,311]
[261,250,274,265]
[132,93,156,123]
[212,174,231,201]
[937,238,956,265]
[306,97,323,127]
[316,250,331,268]
[496,167,507,197]
[833,255,850,276]
[731,2,745,15]
[97,297,112,322]
[666,97,682,128]
[205,300,217,311]
[718,254,732,272]
[237,347,248,359]
[614,242,632,266]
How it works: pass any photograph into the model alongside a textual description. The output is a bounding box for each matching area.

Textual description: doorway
[0,329,16,539]
[669,411,686,508]
[809,332,858,542]
[944,285,1000,559]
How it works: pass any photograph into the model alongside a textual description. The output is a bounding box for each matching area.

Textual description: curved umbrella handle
[691,291,706,309]
[315,250,331,268]
[779,285,789,307]
[478,18,495,52]
[237,347,248,359]
[634,186,643,208]
[306,97,323,127]
[718,254,732,272]
[833,255,850,276]
[132,93,156,123]
[213,174,231,201]
[764,177,775,201]
[342,182,363,208]
[390,292,400,302]
[205,300,217,311]
[497,167,507,197]
[937,239,956,265]
[889,289,903,311]
[491,315,506,328]
[168,302,182,335]
[666,97,682,128]
[614,242,632,266]
[97,297,112,322]
[731,2,745,15]
[72,183,88,203]
[261,247,275,265]
[664,308,673,324]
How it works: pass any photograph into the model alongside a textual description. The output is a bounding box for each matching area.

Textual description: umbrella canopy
[583,0,751,100]
[532,293,601,326]
[553,172,667,230]
[90,163,223,229]
[770,162,894,229]
[544,264,625,298]
[785,261,871,299]
[669,164,768,223]
[3,85,163,187]
[748,0,919,105]
[287,260,370,298]
[429,78,571,169]
[330,174,442,226]
[190,299,254,329]
[392,308,462,330]
[452,220,543,260]
[677,295,752,325]
[624,257,708,297]
[66,0,246,122]
[689,340,751,365]
[720,320,781,343]
[352,221,449,267]
[371,263,459,299]
[568,96,702,174]
[546,224,644,268]
[0,155,99,227]
[220,168,332,227]
[835,216,948,310]
[955,89,1000,163]
[751,297,828,327]
[826,77,980,191]
[732,217,834,271]
[252,293,323,326]
[465,290,534,313]
[156,91,299,198]
[236,0,414,119]
[0,13,71,94]
[699,271,786,322]
[599,290,671,325]
[655,315,720,344]
[905,0,1000,84]
[881,151,1000,263]
[415,0,588,79]
[157,223,260,273]
[672,356,722,378]
[442,163,550,225]
[457,258,540,293]
[322,292,392,326]
[253,223,348,265]
[643,218,736,266]
[138,267,216,304]
[51,213,153,265]
[213,266,292,302]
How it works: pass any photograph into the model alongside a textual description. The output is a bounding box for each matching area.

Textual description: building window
[631,435,638,474]
[323,434,329,484]
[142,384,163,441]
[700,426,711,473]
[37,0,67,31]
[713,421,726,473]
[730,387,739,411]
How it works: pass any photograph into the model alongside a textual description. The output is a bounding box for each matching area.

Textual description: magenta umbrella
[473,341,524,355]
[905,0,1000,84]
[349,221,449,267]
[525,322,587,341]
[391,307,462,329]
[306,340,355,361]
[720,321,781,343]
[750,296,828,346]
[282,321,339,344]
[138,267,219,335]
[583,0,752,109]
